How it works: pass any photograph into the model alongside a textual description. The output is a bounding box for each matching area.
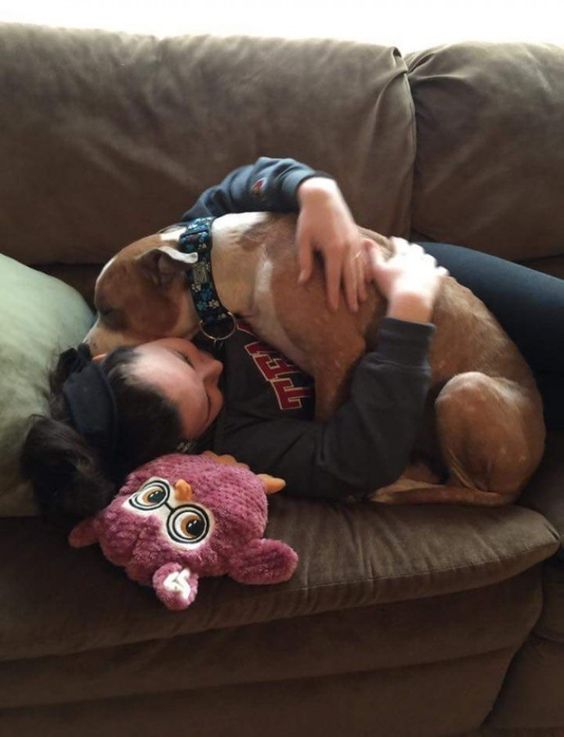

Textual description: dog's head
[85,228,200,355]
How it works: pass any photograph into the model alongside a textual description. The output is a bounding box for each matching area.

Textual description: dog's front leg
[312,369,350,422]
[311,335,366,421]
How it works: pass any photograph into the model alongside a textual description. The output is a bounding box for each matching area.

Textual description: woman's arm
[181,156,374,312]
[217,316,435,499]
[216,240,448,499]
[181,157,329,220]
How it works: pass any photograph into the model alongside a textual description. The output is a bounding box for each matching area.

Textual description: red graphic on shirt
[250,177,266,199]
[238,321,312,411]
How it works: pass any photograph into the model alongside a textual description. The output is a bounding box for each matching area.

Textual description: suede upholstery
[406,43,564,262]
[0,24,414,266]
[0,22,563,737]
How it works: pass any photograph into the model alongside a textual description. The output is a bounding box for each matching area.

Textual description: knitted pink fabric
[69,453,298,610]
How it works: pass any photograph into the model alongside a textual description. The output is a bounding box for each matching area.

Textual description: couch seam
[399,49,417,238]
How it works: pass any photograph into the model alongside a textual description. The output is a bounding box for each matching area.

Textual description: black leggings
[419,242,564,431]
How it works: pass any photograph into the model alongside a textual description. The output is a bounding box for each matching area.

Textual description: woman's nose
[206,357,223,382]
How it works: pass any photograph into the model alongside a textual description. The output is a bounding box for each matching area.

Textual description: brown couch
[0,23,563,737]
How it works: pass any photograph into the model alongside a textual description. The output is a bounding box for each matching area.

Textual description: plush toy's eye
[130,478,170,510]
[167,505,211,544]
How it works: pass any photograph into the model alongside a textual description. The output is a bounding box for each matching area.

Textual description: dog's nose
[82,334,102,357]
[76,343,93,361]
[82,325,95,348]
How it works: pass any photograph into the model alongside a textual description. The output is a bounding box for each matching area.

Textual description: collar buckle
[199,311,237,343]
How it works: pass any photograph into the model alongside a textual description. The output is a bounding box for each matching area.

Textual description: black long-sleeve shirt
[181,157,435,500]
[181,156,332,220]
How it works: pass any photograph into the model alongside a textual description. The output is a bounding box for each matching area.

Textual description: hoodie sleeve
[215,317,436,500]
[181,157,333,220]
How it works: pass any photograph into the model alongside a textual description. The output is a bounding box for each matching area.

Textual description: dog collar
[177,217,236,342]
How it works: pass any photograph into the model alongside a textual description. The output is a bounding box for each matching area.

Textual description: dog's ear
[136,246,198,288]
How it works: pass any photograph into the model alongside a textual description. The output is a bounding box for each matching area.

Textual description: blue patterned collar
[176,217,236,342]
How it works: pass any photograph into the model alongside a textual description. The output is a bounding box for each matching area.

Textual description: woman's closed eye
[174,350,193,367]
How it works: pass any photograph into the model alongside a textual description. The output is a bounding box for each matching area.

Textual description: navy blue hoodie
[181,157,435,500]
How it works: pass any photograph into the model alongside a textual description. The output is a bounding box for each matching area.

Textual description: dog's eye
[98,307,124,330]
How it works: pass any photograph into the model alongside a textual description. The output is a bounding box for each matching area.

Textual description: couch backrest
[0,23,414,267]
[407,42,564,262]
[1,24,564,271]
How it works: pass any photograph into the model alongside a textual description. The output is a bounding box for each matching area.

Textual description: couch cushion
[407,42,564,261]
[0,24,414,266]
[0,254,93,515]
[0,641,536,737]
[0,571,541,737]
[0,499,558,662]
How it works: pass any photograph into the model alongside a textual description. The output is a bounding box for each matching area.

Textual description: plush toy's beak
[174,479,193,502]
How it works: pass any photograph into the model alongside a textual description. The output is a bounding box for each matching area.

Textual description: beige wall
[1,0,564,50]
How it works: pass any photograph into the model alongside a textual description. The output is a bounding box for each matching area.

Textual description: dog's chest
[212,213,310,371]
[247,258,310,371]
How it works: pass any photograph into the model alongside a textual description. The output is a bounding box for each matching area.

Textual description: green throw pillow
[0,254,94,516]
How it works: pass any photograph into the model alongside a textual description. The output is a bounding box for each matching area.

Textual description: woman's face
[127,338,224,440]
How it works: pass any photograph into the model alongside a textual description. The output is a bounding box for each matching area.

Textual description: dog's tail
[370,480,517,506]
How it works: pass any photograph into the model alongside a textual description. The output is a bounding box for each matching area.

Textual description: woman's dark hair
[20,346,184,530]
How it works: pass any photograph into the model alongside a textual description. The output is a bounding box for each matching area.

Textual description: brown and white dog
[85,212,546,506]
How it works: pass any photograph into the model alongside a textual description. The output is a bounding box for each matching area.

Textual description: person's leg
[419,241,564,430]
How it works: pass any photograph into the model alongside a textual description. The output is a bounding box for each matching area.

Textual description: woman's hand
[366,237,449,323]
[296,177,376,313]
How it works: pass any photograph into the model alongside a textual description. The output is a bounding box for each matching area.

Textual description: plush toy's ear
[257,474,286,495]
[153,562,199,610]
[201,450,249,469]
[201,451,285,494]
[136,246,198,288]
[68,518,98,548]
[228,539,298,585]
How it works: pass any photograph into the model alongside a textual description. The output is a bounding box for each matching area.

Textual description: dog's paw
[370,477,438,504]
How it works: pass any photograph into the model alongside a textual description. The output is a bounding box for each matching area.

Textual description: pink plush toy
[69,451,298,610]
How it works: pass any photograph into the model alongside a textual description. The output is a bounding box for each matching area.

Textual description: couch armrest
[520,431,564,562]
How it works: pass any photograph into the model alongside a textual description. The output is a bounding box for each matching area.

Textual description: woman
[21,158,564,527]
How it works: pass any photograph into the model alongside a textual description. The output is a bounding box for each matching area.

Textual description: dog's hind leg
[436,371,545,498]
[372,371,545,506]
